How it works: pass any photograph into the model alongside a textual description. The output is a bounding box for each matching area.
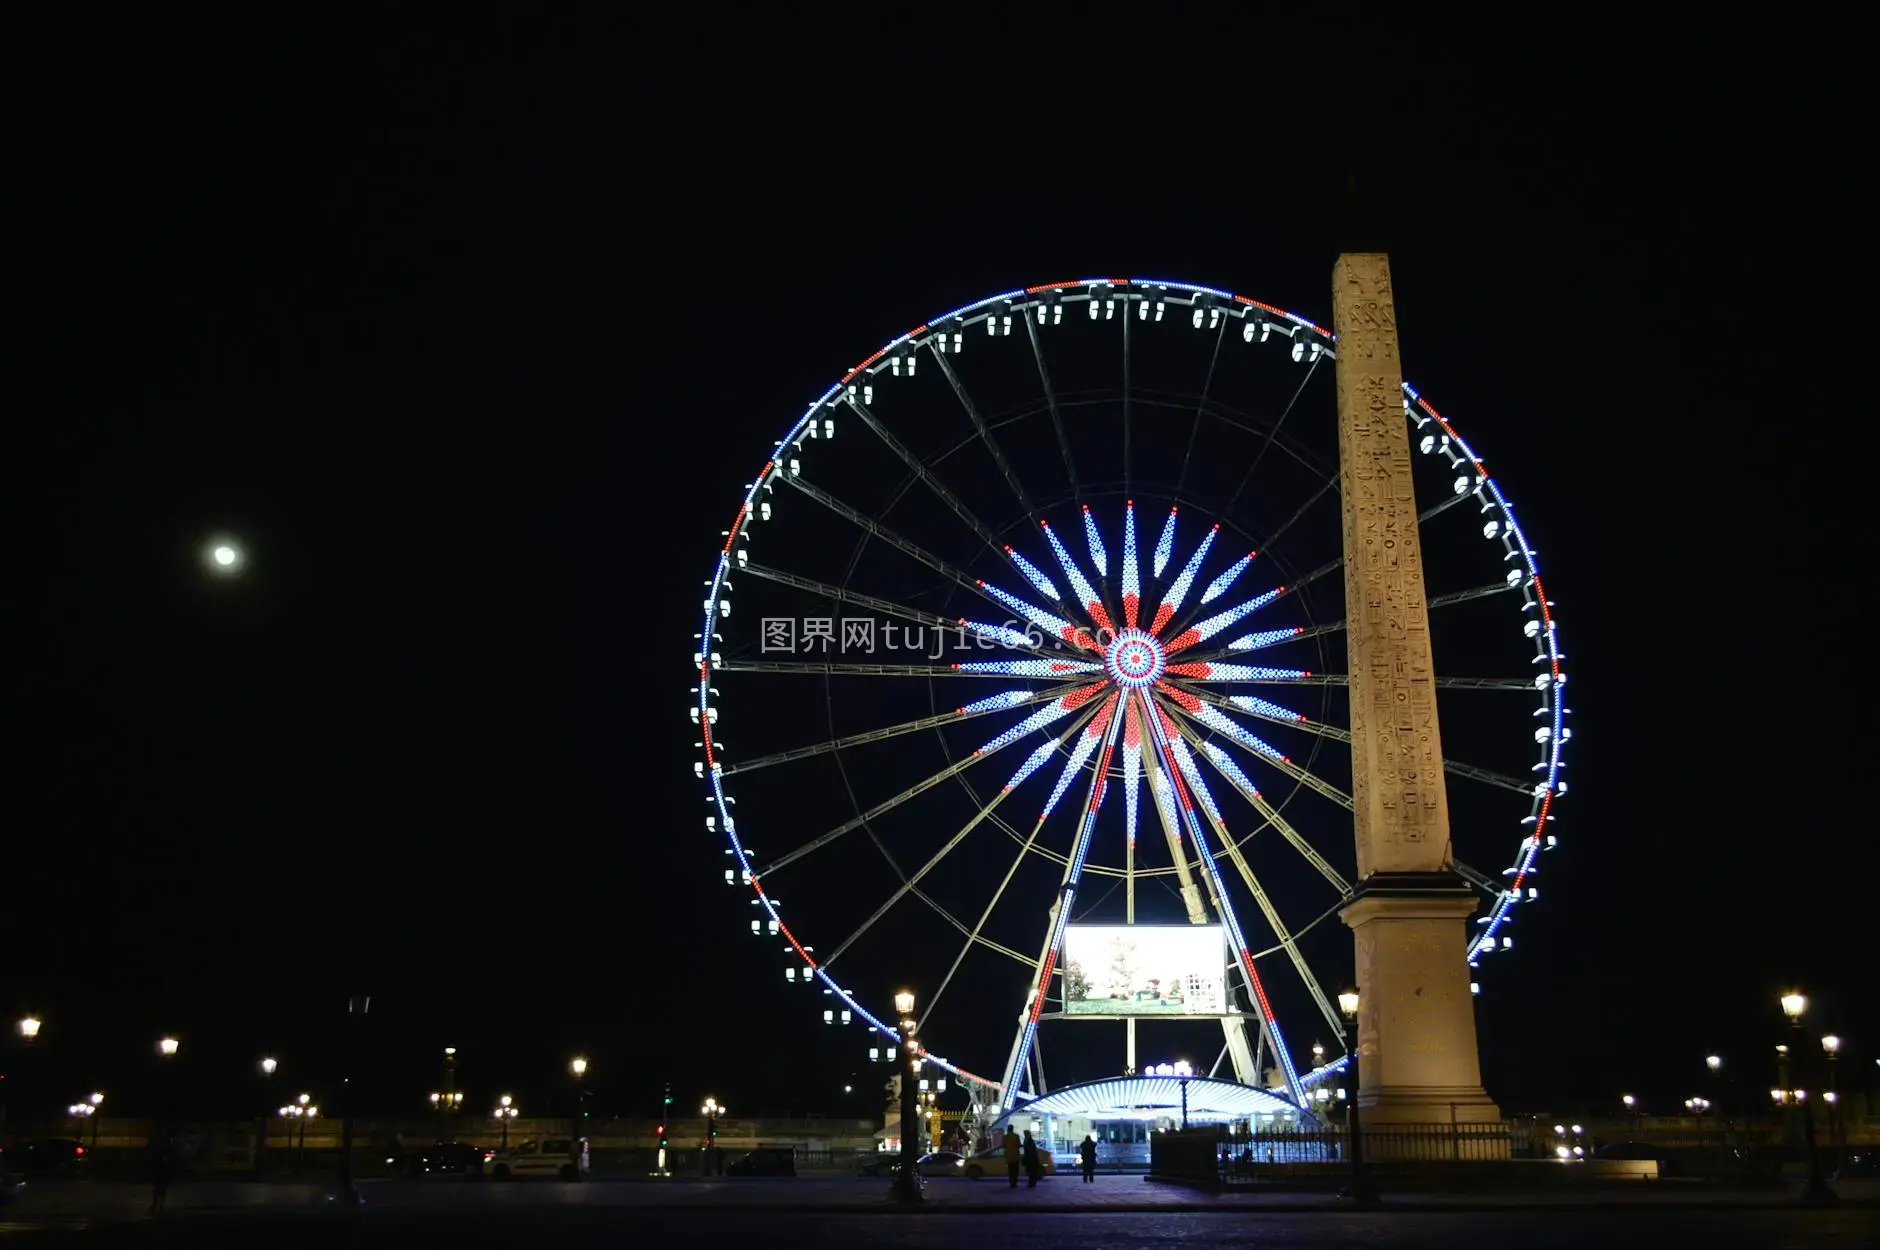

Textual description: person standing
[1079,1134,1097,1183]
[1001,1126,1022,1189]
[1021,1129,1042,1189]
[147,1137,176,1217]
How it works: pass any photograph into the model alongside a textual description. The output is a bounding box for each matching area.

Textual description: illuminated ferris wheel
[689,279,1569,1115]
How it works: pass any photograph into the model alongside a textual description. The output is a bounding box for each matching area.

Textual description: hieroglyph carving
[1333,253,1452,878]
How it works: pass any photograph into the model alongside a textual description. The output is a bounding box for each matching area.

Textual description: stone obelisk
[1333,197,1501,1128]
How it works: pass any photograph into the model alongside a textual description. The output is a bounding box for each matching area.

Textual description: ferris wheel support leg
[995,705,1125,1110]
[1139,707,1262,1088]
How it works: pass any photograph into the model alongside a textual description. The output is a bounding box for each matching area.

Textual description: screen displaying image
[1061,924,1226,1016]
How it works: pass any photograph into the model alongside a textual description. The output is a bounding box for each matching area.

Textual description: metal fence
[1153,1123,1519,1185]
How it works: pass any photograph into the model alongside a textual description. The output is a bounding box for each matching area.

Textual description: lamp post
[68,1101,95,1148]
[569,1057,589,1177]
[1779,992,1835,1204]
[894,989,922,1205]
[156,1036,180,1150]
[7,1016,43,1148]
[87,1092,103,1152]
[1337,987,1376,1206]
[1704,1054,1728,1146]
[1821,1035,1844,1175]
[494,1096,517,1151]
[701,1097,724,1175]
[255,1058,277,1178]
[295,1093,311,1172]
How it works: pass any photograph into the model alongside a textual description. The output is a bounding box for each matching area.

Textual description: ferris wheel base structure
[1333,251,1501,1130]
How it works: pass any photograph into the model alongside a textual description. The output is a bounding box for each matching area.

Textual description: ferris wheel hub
[1104,628,1167,690]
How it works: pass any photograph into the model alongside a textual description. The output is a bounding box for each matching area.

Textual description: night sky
[13,11,1871,1126]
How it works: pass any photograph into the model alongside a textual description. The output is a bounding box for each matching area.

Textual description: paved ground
[3,1178,1874,1246]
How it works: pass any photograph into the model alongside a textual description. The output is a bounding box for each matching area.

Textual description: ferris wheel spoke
[845,396,1010,564]
[1159,701,1352,896]
[928,347,1040,523]
[1222,352,1324,518]
[1173,315,1229,503]
[1254,472,1339,563]
[918,803,1056,1033]
[996,690,1126,1107]
[1418,488,1476,524]
[714,658,1101,679]
[1140,699,1308,1107]
[1175,727,1347,1040]
[1179,579,1516,667]
[738,562,1058,660]
[818,702,1108,970]
[780,473,1040,621]
[720,682,1089,778]
[1426,581,1519,610]
[1440,760,1538,796]
[1122,305,1133,501]
[1157,688,1353,811]
[754,725,1043,880]
[1451,858,1502,896]
[1022,313,1081,505]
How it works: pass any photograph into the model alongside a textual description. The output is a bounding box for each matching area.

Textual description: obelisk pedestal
[1332,248,1501,1131]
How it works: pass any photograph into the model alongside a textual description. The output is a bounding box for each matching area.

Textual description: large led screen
[1061,924,1226,1016]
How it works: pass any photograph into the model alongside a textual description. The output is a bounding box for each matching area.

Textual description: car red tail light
[75,1146,85,1155]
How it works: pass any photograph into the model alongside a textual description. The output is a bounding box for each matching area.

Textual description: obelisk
[1333,192,1501,1128]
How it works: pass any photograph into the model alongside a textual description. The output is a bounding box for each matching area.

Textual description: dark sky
[12,11,1872,1125]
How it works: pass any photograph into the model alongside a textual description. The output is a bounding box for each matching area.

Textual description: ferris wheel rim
[692,277,1569,1104]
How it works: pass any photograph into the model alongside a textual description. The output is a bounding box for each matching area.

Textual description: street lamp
[1779,992,1835,1204]
[77,1092,104,1151]
[494,1096,517,1150]
[158,1037,179,1057]
[569,1057,590,1176]
[894,989,922,1205]
[1821,1035,1844,1173]
[15,1017,40,1041]
[1336,987,1376,1205]
[701,1097,724,1175]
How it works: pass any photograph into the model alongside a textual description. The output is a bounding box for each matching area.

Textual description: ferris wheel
[690,278,1569,1116]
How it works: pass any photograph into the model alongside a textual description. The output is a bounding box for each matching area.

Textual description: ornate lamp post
[894,989,923,1205]
[156,1036,180,1147]
[1779,992,1835,1204]
[1337,987,1376,1206]
[86,1092,103,1152]
[494,1096,518,1151]
[569,1056,590,1178]
[1821,1035,1844,1175]
[701,1097,724,1174]
[7,1016,44,1148]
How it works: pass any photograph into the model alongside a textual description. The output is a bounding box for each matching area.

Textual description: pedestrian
[1079,1134,1097,1183]
[1001,1126,1022,1189]
[147,1136,176,1216]
[1021,1129,1042,1189]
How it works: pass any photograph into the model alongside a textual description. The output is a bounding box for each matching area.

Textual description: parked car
[0,1162,24,1206]
[858,1151,964,1178]
[962,1145,1056,1179]
[487,1138,588,1181]
[725,1147,796,1177]
[389,1140,492,1179]
[3,1139,90,1176]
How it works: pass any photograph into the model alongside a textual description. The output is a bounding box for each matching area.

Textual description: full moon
[203,538,246,575]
